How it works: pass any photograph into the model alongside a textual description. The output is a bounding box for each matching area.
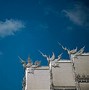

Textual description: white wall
[74,55,89,75]
[26,67,50,90]
[52,62,76,87]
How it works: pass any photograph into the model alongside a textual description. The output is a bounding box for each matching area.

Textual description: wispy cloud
[0,19,25,37]
[35,23,48,31]
[63,3,89,28]
[44,7,60,17]
[0,51,3,55]
[29,21,48,32]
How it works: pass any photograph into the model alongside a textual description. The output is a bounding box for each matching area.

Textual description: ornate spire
[28,56,31,63]
[26,56,33,68]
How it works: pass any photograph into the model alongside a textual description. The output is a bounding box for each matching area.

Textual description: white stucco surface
[26,67,50,90]
[74,55,89,75]
[52,61,76,87]
[79,83,89,90]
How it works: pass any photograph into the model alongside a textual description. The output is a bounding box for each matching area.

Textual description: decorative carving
[22,76,26,90]
[19,56,41,69]
[55,53,62,61]
[74,46,85,56]
[75,74,89,83]
[39,50,62,67]
[26,56,33,68]
[39,50,55,64]
[34,60,41,67]
[58,43,77,55]
[18,56,26,69]
[58,43,85,60]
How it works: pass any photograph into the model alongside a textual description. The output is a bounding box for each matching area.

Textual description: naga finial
[57,53,63,61]
[74,46,85,56]
[39,50,55,64]
[39,50,50,63]
[58,42,77,55]
[34,60,41,67]
[18,56,26,69]
[26,56,33,68]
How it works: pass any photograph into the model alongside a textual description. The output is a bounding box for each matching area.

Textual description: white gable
[52,61,76,87]
[25,67,50,90]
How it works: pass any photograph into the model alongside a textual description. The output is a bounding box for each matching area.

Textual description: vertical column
[71,54,80,90]
[49,62,54,90]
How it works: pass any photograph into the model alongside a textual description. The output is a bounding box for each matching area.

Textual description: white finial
[50,52,55,61]
[39,50,50,63]
[59,43,78,55]
[18,56,26,68]
[26,56,33,68]
[58,42,67,51]
[34,61,41,67]
[75,46,85,56]
[57,53,63,61]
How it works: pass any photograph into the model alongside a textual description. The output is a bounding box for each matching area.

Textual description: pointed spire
[26,56,33,68]
[28,56,32,63]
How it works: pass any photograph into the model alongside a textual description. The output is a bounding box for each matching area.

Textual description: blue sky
[0,0,89,90]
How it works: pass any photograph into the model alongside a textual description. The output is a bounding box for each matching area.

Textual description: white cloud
[0,19,25,37]
[63,3,89,28]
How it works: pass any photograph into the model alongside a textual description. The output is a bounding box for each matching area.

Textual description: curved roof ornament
[49,52,55,61]
[51,53,62,68]
[74,46,85,56]
[19,56,41,69]
[39,50,50,64]
[54,53,62,62]
[34,60,41,67]
[69,47,77,54]
[39,50,61,68]
[39,50,55,65]
[58,43,77,55]
[18,56,27,69]
[58,42,85,59]
[26,56,41,68]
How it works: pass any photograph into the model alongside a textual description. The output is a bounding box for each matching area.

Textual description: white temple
[20,46,89,90]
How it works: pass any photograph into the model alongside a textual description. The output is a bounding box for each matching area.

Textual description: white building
[20,47,89,90]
